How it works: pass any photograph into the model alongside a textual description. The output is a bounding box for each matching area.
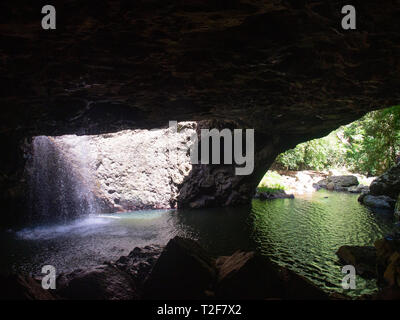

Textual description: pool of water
[250,189,396,297]
[0,190,396,297]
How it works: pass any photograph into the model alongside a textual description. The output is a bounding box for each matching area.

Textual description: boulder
[0,274,56,300]
[56,264,138,300]
[348,185,369,194]
[143,236,217,299]
[257,190,294,200]
[216,251,328,300]
[114,245,162,288]
[336,245,377,278]
[362,195,396,210]
[317,175,359,191]
[369,162,400,199]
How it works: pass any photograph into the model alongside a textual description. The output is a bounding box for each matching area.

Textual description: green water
[0,190,396,297]
[250,190,396,297]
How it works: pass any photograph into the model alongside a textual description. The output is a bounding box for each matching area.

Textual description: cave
[1,0,400,303]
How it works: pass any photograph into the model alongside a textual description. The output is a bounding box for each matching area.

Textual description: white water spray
[28,135,99,223]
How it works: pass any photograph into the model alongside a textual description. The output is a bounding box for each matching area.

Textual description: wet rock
[362,195,396,210]
[336,245,377,278]
[0,274,56,300]
[348,185,369,194]
[369,163,400,199]
[143,236,217,299]
[216,251,328,300]
[114,245,162,288]
[256,190,294,200]
[56,264,138,300]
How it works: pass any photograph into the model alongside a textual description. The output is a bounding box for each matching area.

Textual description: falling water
[28,135,99,223]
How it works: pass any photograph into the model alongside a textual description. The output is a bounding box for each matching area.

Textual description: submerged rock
[336,245,377,278]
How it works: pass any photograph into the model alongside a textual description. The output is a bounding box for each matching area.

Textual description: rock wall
[31,122,197,213]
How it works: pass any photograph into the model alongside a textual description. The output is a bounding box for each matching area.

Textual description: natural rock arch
[0,0,399,225]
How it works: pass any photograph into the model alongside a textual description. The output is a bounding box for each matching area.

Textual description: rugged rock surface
[114,245,162,289]
[27,123,197,214]
[0,274,56,300]
[369,163,400,199]
[56,264,139,300]
[316,175,359,191]
[143,236,217,299]
[336,245,377,278]
[359,194,396,210]
[359,163,400,211]
[1,0,400,224]
[254,189,294,200]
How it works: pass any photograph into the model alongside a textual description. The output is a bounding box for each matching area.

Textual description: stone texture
[316,175,359,191]
[336,245,377,278]
[369,163,400,199]
[56,264,138,300]
[143,236,217,299]
[360,163,400,212]
[362,195,396,210]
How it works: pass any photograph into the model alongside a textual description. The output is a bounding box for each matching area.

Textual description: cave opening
[250,106,400,297]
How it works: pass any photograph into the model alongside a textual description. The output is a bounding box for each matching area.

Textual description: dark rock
[2,0,400,222]
[256,190,294,200]
[362,195,396,210]
[316,175,359,191]
[0,273,56,300]
[216,251,328,300]
[56,265,138,300]
[143,236,217,299]
[369,163,400,199]
[336,245,377,278]
[348,185,369,194]
[115,245,162,288]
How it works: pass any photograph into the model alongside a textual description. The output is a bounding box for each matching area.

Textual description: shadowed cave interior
[0,0,400,301]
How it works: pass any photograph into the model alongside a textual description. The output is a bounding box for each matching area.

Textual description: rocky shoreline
[255,169,373,200]
[1,236,335,300]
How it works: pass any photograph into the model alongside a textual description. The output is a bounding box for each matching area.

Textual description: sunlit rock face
[28,123,197,217]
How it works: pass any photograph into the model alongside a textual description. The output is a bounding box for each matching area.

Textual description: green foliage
[257,186,285,194]
[275,105,400,175]
[257,171,288,191]
[343,105,400,175]
[275,131,346,171]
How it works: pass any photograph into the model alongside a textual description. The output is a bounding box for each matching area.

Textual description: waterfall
[28,135,99,223]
